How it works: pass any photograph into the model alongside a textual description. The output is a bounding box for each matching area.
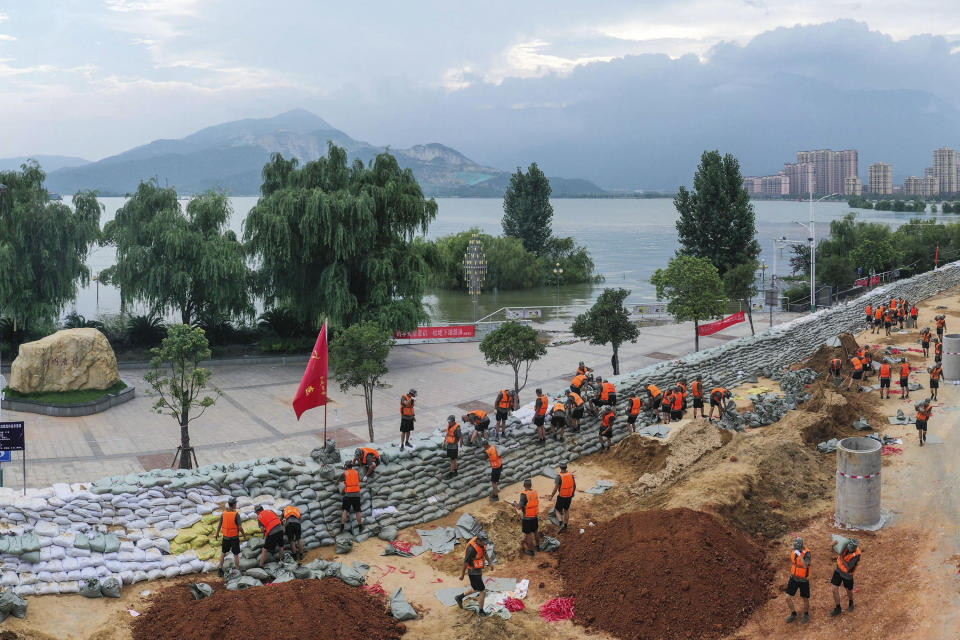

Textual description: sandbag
[79,578,103,598]
[335,536,353,555]
[100,576,122,598]
[243,568,271,582]
[539,536,561,552]
[189,583,214,600]
[225,576,262,591]
[378,526,399,542]
[390,587,418,621]
[338,562,368,587]
[0,589,28,621]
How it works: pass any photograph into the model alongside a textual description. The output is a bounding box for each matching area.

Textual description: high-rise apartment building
[844,176,862,196]
[743,176,763,195]
[903,176,923,197]
[783,162,814,196]
[795,149,859,195]
[760,174,789,197]
[868,162,893,195]
[933,147,959,196]
[923,175,939,198]
[903,175,940,198]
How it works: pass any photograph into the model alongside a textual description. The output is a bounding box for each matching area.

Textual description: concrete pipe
[942,334,960,381]
[835,437,882,528]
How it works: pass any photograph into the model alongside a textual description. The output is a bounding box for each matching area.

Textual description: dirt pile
[805,333,860,371]
[557,508,769,640]
[798,381,885,444]
[131,579,405,640]
[610,433,670,475]
[625,420,729,496]
[436,502,530,575]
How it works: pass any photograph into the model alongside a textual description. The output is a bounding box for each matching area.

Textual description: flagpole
[323,318,328,448]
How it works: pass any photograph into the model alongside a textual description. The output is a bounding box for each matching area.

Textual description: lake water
[74,197,945,325]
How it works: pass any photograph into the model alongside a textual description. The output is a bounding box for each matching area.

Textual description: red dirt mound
[557,508,770,640]
[131,579,405,640]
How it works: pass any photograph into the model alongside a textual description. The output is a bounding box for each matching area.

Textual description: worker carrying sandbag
[785,537,811,624]
[830,539,861,617]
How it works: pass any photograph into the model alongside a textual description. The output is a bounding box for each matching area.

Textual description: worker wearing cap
[444,415,462,476]
[708,387,731,421]
[936,314,946,340]
[599,406,615,451]
[576,361,592,376]
[785,537,811,624]
[898,359,911,400]
[455,530,492,617]
[494,388,515,438]
[283,504,304,561]
[533,389,549,443]
[549,462,576,532]
[831,539,861,616]
[483,439,502,501]
[464,409,491,445]
[878,361,892,399]
[353,447,380,479]
[339,461,364,534]
[929,362,942,401]
[549,399,567,442]
[512,479,543,557]
[566,391,585,432]
[214,497,247,577]
[920,327,932,358]
[254,505,285,568]
[915,400,932,446]
[691,376,705,419]
[400,389,417,451]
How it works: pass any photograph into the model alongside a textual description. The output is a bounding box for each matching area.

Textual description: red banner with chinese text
[697,311,745,337]
[393,325,476,340]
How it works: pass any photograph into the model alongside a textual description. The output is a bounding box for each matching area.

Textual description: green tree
[571,288,639,375]
[674,151,760,276]
[144,324,220,469]
[0,162,101,334]
[651,256,726,352]
[244,145,438,332]
[723,260,759,335]
[101,182,251,325]
[478,321,547,392]
[502,162,553,255]
[329,321,395,442]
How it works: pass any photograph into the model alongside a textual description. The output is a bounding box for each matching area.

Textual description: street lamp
[795,192,839,312]
[463,234,487,324]
[552,262,563,304]
[92,273,100,309]
[759,261,768,290]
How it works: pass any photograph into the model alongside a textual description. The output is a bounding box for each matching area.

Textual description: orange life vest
[691,381,703,397]
[359,447,379,464]
[258,510,281,535]
[899,363,910,377]
[874,308,882,320]
[672,393,683,410]
[931,366,942,380]
[917,408,931,421]
[790,548,810,579]
[558,472,575,498]
[879,363,891,378]
[865,305,872,316]
[630,397,643,415]
[521,490,539,518]
[498,390,513,409]
[571,374,586,388]
[569,392,584,407]
[401,394,415,417]
[891,299,898,310]
[938,318,946,329]
[221,510,240,537]
[936,342,943,355]
[911,306,918,317]
[711,387,727,402]
[662,391,673,408]
[344,468,361,493]
[678,382,687,398]
[601,381,616,401]
[837,548,861,574]
[535,395,549,416]
[922,329,931,341]
[602,412,615,428]
[552,402,566,415]
[446,423,460,444]
[577,365,591,375]
[486,444,502,469]
[830,358,842,372]
[647,384,661,398]
[466,538,486,570]
[851,357,863,371]
[283,505,301,522]
[469,409,488,422]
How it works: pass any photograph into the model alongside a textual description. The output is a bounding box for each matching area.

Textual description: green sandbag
[20,533,40,554]
[0,590,27,621]
[189,583,214,600]
[103,534,121,554]
[100,576,122,598]
[73,534,90,551]
[79,579,103,598]
[88,532,107,553]
[20,551,40,564]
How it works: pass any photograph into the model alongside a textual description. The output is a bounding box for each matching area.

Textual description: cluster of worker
[784,536,863,624]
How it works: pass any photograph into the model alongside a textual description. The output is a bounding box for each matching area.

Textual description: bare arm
[214,514,223,539]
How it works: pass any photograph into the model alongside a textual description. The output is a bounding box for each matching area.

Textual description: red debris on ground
[131,579,405,640]
[390,540,414,554]
[557,508,770,640]
[540,596,575,621]
[503,596,526,612]
[363,581,387,595]
[882,446,904,455]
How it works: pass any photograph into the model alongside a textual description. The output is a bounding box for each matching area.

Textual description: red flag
[293,322,329,420]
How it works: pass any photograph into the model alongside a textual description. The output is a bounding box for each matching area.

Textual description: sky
[1,1,960,187]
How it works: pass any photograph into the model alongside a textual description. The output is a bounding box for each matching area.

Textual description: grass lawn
[3,380,128,405]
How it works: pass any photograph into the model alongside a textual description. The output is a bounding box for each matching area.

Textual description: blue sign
[0,451,10,463]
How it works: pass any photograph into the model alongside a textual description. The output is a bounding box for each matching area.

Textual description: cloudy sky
[2,1,960,187]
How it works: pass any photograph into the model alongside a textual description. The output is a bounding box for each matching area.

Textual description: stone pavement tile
[323,428,364,447]
[137,452,173,471]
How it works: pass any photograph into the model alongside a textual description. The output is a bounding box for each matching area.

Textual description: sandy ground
[4,290,960,640]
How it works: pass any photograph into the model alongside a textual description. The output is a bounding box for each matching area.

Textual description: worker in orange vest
[883,309,894,337]
[831,539,861,616]
[661,388,675,424]
[829,357,843,383]
[909,304,919,328]
[929,362,942,401]
[915,401,932,446]
[512,479,543,557]
[533,389,550,443]
[400,389,417,451]
[483,440,502,501]
[785,537,811,624]
[570,372,587,395]
[691,376,705,419]
[645,384,663,416]
[455,531,492,616]
[353,447,381,479]
[549,461,576,532]
[936,315,947,340]
[872,305,883,334]
[935,338,943,364]
[214,497,247,577]
[627,394,644,432]
[708,387,731,421]
[340,461,364,534]
[861,350,874,379]
[576,361,593,376]
[668,386,684,422]
[865,304,873,329]
[878,361,892,399]
[494,389,516,438]
[920,327,932,357]
[464,409,491,445]
[565,391,585,432]
[898,305,906,330]
[283,504,304,561]
[898,359,911,400]
[549,399,567,442]
[846,356,864,391]
[254,505,285,568]
[599,406,615,450]
[444,415,462,475]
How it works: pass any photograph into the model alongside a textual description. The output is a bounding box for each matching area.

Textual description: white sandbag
[65,547,91,558]
[40,546,65,561]
[45,559,62,572]
[80,567,98,580]
[178,564,196,576]
[119,570,135,585]
[146,569,164,581]
[163,566,180,579]
[65,570,83,582]
[35,583,59,595]
[58,581,80,594]
[125,530,143,542]
[119,541,135,553]
[152,539,171,554]
[37,572,55,583]
[135,538,153,550]
[159,556,179,569]
[61,557,79,571]
[132,571,148,583]
[14,584,36,597]
[106,560,123,573]
[96,565,111,578]
[1,572,18,587]
[34,522,59,538]
[76,556,95,570]
[159,529,179,541]
[175,514,201,529]
[144,549,162,562]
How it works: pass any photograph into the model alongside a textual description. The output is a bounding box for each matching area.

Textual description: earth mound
[610,433,670,475]
[131,578,405,640]
[557,508,769,640]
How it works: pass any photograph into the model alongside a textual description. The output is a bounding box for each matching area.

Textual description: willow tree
[244,145,438,331]
[0,161,101,334]
[101,182,252,325]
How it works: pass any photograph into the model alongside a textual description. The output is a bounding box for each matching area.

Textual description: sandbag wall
[0,262,957,597]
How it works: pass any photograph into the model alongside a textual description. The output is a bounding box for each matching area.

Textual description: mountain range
[19,110,604,197]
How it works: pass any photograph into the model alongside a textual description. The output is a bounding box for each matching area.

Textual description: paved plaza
[1,312,799,489]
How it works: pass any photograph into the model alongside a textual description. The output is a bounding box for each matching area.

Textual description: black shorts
[899,377,908,387]
[607,394,617,406]
[830,369,841,377]
[572,408,584,419]
[852,370,863,380]
[342,495,362,512]
[831,569,854,590]
[710,398,721,407]
[879,377,890,388]
[936,354,942,363]
[931,379,939,389]
[555,496,572,511]
[922,341,930,349]
[866,315,872,323]
[521,517,538,534]
[551,416,565,429]
[599,426,612,438]
[491,466,502,483]
[570,384,582,394]
[627,413,639,424]
[221,537,241,555]
[671,410,682,420]
[916,419,927,431]
[468,572,485,591]
[264,528,284,552]
[651,397,662,409]
[786,577,810,598]
[475,419,489,432]
[693,397,704,408]
[884,322,891,328]
[400,417,415,433]
[447,448,459,460]
[496,409,509,421]
[533,415,545,427]
[285,521,301,542]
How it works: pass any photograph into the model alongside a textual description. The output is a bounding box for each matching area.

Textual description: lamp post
[795,192,838,312]
[552,262,563,305]
[463,234,487,324]
[759,261,768,290]
[0,184,7,422]
[92,273,100,309]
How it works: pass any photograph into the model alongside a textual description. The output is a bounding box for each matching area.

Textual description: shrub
[126,314,168,347]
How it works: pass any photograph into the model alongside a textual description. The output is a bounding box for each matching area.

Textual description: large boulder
[9,329,119,394]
